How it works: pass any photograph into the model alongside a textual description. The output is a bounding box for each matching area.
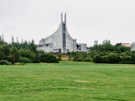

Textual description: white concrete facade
[38,13,88,53]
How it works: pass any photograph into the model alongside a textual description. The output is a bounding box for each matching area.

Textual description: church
[38,13,88,53]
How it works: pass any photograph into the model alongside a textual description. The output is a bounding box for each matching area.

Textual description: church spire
[61,13,63,23]
[64,13,67,25]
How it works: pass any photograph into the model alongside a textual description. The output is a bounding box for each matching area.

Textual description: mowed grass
[0,62,135,101]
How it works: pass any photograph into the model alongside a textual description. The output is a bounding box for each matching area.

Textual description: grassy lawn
[0,61,135,101]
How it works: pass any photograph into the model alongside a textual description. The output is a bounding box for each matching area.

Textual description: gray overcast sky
[0,0,135,46]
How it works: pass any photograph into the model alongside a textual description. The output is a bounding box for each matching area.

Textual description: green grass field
[0,62,135,101]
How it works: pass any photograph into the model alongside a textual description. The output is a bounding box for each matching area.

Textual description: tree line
[68,40,135,64]
[0,35,134,64]
[0,36,59,65]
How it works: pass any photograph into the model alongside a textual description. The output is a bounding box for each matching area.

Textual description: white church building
[38,13,88,53]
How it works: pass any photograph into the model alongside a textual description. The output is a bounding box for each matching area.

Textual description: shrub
[19,49,36,61]
[0,60,11,65]
[120,56,132,64]
[57,54,62,61]
[130,52,135,64]
[83,56,92,62]
[8,47,20,64]
[32,55,40,63]
[71,52,92,62]
[105,53,120,63]
[0,50,5,60]
[93,55,103,63]
[0,45,10,60]
[73,55,83,61]
[19,57,32,63]
[93,53,120,64]
[40,53,59,63]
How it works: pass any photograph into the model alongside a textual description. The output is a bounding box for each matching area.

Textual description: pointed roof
[60,12,67,24]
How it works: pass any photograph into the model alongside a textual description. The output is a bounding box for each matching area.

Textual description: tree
[8,47,20,64]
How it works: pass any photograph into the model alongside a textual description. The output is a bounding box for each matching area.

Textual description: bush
[70,52,92,62]
[0,60,11,65]
[120,56,133,64]
[93,53,120,64]
[19,57,32,63]
[105,53,120,63]
[130,52,135,64]
[0,45,10,60]
[57,54,62,61]
[19,49,36,61]
[93,55,103,63]
[73,55,83,61]
[8,47,20,64]
[40,53,59,63]
[83,56,92,62]
[32,57,40,63]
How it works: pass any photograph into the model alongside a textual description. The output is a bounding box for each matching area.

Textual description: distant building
[131,42,135,51]
[38,13,88,53]
[116,43,131,48]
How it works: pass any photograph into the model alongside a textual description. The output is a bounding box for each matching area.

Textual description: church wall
[79,44,88,52]
[39,24,63,52]
[66,32,76,52]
